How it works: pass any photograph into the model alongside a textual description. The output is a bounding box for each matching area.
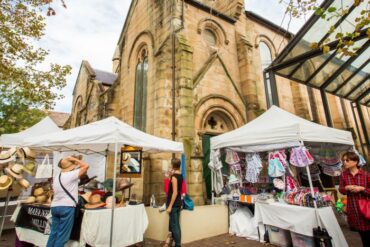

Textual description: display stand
[0,188,11,237]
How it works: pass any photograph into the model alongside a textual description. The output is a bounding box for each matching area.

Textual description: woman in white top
[46,156,89,247]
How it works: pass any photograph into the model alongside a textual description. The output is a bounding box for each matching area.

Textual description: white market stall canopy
[24,116,184,153]
[211,106,354,152]
[0,116,61,147]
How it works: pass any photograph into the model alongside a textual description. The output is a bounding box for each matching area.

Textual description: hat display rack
[0,147,38,237]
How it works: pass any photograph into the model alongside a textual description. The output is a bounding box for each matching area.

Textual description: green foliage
[284,0,369,57]
[0,0,71,135]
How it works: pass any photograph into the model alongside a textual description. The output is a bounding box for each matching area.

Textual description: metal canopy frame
[265,0,369,147]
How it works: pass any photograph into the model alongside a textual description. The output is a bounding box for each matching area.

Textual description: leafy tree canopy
[0,0,71,135]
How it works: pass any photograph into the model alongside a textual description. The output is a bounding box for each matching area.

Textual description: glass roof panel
[348,81,369,100]
[327,50,370,91]
[281,0,349,62]
[291,51,335,82]
[308,39,366,87]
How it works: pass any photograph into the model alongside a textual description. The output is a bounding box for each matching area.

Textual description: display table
[80,204,148,247]
[254,202,347,247]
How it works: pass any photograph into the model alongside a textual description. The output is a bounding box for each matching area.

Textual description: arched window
[259,42,274,107]
[133,49,148,131]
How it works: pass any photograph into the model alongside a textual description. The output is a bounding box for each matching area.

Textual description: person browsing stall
[339,151,370,247]
[165,158,183,247]
[47,156,89,247]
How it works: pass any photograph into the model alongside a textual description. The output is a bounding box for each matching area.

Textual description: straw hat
[22,162,37,176]
[116,178,134,191]
[122,153,131,164]
[58,157,78,172]
[5,164,24,179]
[0,147,17,164]
[16,147,36,160]
[81,192,92,203]
[36,195,47,203]
[0,175,13,190]
[85,194,105,209]
[105,196,120,208]
[33,187,45,197]
[23,196,36,204]
[18,179,30,190]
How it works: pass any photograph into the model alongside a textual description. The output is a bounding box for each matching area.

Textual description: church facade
[67,0,370,205]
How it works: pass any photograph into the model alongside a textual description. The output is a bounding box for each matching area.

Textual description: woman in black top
[166,158,183,247]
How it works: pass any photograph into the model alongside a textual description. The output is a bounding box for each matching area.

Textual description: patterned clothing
[339,169,370,231]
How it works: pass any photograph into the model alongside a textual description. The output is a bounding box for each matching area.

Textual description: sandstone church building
[66,0,370,205]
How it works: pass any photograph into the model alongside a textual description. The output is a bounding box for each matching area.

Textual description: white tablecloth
[254,202,347,247]
[80,204,148,247]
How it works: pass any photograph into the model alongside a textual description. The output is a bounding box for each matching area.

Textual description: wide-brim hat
[116,178,134,190]
[0,175,13,190]
[58,158,78,172]
[36,195,47,203]
[33,187,45,197]
[81,192,92,203]
[18,178,30,190]
[85,194,105,209]
[22,196,36,204]
[105,196,120,208]
[122,153,131,164]
[0,147,17,164]
[22,161,37,175]
[79,175,97,187]
[5,164,24,179]
[16,147,36,160]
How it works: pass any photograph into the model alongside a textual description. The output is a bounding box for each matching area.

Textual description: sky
[42,0,309,113]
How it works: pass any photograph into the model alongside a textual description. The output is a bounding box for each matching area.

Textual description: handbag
[313,226,333,247]
[358,172,370,219]
[58,173,84,241]
[35,154,53,179]
[182,194,194,210]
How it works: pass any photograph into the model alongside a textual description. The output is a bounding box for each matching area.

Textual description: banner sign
[15,204,51,234]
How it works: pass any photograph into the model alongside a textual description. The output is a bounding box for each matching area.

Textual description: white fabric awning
[211,106,354,151]
[24,116,183,153]
[0,117,61,147]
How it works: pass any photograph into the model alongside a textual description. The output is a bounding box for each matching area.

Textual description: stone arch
[127,30,154,68]
[254,35,277,58]
[195,96,245,137]
[197,18,229,45]
[73,95,83,126]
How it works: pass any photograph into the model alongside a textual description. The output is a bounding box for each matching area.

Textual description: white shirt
[51,169,79,207]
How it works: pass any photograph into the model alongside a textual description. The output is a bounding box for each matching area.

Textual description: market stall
[209,106,355,247]
[11,116,184,247]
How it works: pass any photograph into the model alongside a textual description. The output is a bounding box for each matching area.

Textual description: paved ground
[0,213,362,247]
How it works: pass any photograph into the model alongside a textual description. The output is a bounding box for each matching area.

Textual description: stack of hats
[5,164,31,191]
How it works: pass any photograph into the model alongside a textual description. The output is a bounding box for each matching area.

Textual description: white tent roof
[0,116,61,147]
[211,106,354,151]
[24,116,184,153]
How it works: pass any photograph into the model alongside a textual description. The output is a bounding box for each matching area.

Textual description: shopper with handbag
[165,158,183,247]
[46,156,89,247]
[339,151,369,247]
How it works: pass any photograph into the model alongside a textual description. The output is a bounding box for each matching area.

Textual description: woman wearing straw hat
[46,156,89,247]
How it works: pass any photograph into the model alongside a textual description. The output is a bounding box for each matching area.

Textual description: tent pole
[305,165,321,228]
[211,171,214,205]
[0,188,10,237]
[109,142,118,247]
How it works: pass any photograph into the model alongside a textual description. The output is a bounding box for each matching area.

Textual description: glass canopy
[268,0,369,107]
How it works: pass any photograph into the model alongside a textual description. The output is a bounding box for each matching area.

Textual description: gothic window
[203,29,217,46]
[259,41,274,107]
[133,49,148,131]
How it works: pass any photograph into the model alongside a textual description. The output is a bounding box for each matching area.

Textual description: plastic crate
[291,232,314,247]
[266,225,292,247]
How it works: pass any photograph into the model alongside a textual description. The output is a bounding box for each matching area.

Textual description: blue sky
[42,0,308,113]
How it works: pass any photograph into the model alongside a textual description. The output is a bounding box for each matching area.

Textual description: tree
[0,0,71,135]
[283,0,369,56]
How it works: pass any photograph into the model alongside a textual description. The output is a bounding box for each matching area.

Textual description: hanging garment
[320,163,342,177]
[290,146,314,167]
[268,157,285,177]
[286,175,299,191]
[319,148,340,165]
[245,153,262,183]
[225,149,240,165]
